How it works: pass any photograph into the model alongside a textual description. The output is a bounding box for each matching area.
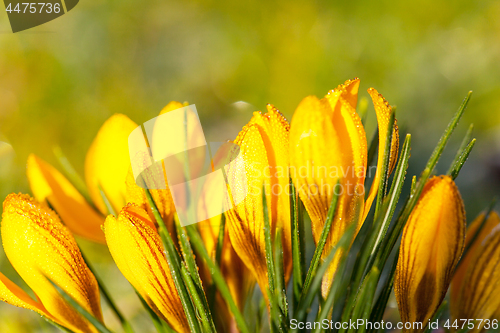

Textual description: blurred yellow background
[0,0,499,331]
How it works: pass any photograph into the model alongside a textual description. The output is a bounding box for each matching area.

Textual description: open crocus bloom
[0,194,103,333]
[289,78,399,294]
[395,176,466,333]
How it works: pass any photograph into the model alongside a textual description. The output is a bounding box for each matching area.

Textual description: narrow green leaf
[144,189,202,333]
[292,223,356,328]
[80,251,135,333]
[379,91,472,267]
[53,146,92,203]
[290,180,305,313]
[48,279,114,333]
[135,290,172,333]
[185,225,251,333]
[446,123,474,175]
[273,227,289,331]
[300,179,341,300]
[448,139,476,180]
[366,128,379,169]
[174,218,216,333]
[348,266,380,333]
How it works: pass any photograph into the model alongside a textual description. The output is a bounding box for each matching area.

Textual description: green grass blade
[300,179,341,300]
[273,227,289,331]
[448,139,476,180]
[378,91,472,267]
[48,279,114,333]
[292,223,356,328]
[144,189,202,333]
[53,146,92,203]
[185,224,251,333]
[446,123,474,175]
[174,218,215,332]
[290,180,306,313]
[347,266,380,333]
[80,251,135,333]
[135,290,172,333]
[208,213,226,314]
[262,186,276,300]
[179,264,216,333]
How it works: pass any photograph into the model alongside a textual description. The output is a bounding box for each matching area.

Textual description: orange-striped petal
[27,154,105,243]
[104,204,189,333]
[395,176,465,333]
[0,272,61,326]
[1,194,102,333]
[289,78,366,294]
[451,211,500,329]
[364,88,399,220]
[85,114,137,214]
[225,105,291,301]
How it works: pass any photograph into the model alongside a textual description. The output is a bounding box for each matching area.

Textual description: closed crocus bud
[225,104,292,303]
[395,176,466,332]
[104,204,189,333]
[451,211,500,331]
[0,194,103,333]
[289,78,399,294]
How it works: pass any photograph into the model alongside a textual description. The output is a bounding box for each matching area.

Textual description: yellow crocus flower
[289,78,399,294]
[104,204,189,333]
[395,176,466,333]
[27,114,138,243]
[0,193,103,333]
[450,211,500,331]
[225,104,292,302]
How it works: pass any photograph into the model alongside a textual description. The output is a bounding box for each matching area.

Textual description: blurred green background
[0,0,499,331]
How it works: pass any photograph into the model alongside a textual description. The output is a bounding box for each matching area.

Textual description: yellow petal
[225,105,291,301]
[104,204,189,333]
[125,166,175,231]
[27,154,105,243]
[85,114,138,214]
[0,272,61,325]
[451,211,500,328]
[289,79,366,294]
[1,194,103,333]
[395,176,465,333]
[364,88,399,221]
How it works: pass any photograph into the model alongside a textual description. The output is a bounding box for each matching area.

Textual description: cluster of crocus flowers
[395,176,466,333]
[0,194,103,333]
[451,210,500,331]
[1,78,492,333]
[289,78,399,293]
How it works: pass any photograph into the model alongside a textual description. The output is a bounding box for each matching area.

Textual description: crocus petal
[451,211,500,328]
[0,272,61,325]
[104,204,189,333]
[85,114,138,214]
[289,79,366,294]
[395,176,465,333]
[1,194,103,333]
[225,105,291,301]
[27,154,105,243]
[363,88,399,221]
[125,167,174,231]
